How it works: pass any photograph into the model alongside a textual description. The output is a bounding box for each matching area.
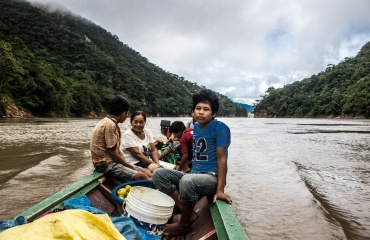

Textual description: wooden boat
[10,172,248,239]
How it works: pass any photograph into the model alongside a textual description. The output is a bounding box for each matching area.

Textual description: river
[0,117,369,240]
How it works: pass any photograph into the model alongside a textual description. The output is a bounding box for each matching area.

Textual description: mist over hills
[0,0,247,117]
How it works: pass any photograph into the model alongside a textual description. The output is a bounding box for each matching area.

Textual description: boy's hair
[169,121,186,134]
[192,89,219,115]
[109,95,130,115]
[130,111,146,123]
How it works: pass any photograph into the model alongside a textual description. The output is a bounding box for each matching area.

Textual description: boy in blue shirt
[152,89,232,236]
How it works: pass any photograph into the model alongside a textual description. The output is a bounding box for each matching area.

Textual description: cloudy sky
[28,0,370,105]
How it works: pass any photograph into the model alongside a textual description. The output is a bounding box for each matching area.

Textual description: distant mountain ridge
[0,0,247,117]
[236,103,254,113]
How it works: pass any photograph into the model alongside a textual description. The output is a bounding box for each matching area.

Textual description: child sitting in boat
[158,121,193,173]
[152,89,232,237]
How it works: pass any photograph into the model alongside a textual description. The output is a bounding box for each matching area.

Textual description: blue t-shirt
[191,119,231,174]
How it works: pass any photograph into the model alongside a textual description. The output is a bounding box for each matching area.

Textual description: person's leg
[163,203,195,236]
[147,163,160,172]
[105,162,150,181]
[152,168,185,195]
[130,162,151,178]
[133,169,151,180]
[179,173,217,204]
[163,173,217,236]
[170,190,199,223]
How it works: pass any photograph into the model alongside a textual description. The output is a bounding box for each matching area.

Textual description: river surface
[0,117,369,240]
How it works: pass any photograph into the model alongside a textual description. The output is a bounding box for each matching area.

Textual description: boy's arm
[177,136,191,172]
[106,148,137,170]
[177,153,190,172]
[158,148,170,159]
[213,147,232,204]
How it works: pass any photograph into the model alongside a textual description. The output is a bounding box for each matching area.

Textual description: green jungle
[254,42,370,118]
[1,0,369,118]
[0,0,248,118]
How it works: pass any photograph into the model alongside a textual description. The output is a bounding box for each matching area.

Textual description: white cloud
[28,0,370,105]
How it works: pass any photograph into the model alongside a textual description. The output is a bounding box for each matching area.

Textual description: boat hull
[11,172,248,239]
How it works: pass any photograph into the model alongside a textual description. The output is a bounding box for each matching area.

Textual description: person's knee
[134,172,150,180]
[152,168,165,183]
[142,168,152,175]
[148,163,159,172]
[179,175,196,192]
[179,177,198,205]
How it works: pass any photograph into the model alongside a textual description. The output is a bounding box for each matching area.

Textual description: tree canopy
[254,42,370,118]
[0,0,247,117]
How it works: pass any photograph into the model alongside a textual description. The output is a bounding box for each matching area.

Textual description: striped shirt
[90,117,121,167]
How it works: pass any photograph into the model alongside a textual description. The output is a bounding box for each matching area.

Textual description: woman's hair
[130,111,146,123]
[192,89,219,115]
[109,95,130,115]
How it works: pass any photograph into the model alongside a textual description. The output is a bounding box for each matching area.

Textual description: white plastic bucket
[124,186,175,236]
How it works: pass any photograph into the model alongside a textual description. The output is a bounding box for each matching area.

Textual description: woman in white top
[121,111,161,175]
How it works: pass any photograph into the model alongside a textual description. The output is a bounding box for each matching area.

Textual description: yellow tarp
[0,210,126,240]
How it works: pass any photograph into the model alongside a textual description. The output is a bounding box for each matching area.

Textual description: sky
[28,0,370,105]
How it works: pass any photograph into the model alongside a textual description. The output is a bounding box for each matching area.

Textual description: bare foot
[163,221,192,237]
[172,211,199,223]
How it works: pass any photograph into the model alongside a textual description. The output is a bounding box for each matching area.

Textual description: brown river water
[0,117,369,240]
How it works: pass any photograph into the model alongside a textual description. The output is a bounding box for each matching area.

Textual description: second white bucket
[125,186,175,236]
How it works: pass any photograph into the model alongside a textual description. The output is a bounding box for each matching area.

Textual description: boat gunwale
[12,172,249,239]
[210,200,249,239]
[14,172,104,221]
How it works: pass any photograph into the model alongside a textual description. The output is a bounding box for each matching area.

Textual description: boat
[6,171,248,239]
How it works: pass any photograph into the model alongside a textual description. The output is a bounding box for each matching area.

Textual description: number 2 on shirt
[194,137,208,161]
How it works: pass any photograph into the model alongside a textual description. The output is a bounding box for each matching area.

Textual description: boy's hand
[213,191,232,204]
[176,166,190,173]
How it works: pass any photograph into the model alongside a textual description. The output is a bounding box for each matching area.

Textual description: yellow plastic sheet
[0,210,126,240]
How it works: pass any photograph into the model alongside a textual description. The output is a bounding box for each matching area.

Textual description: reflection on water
[0,117,369,240]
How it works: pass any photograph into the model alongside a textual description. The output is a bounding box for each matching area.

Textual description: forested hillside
[0,0,247,117]
[254,42,370,118]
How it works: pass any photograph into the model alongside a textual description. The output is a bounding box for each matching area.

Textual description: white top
[121,128,155,165]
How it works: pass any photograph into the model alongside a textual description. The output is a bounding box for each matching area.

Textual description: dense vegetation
[0,0,247,117]
[254,42,370,118]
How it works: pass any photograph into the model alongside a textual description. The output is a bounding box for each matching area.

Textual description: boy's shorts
[95,162,137,182]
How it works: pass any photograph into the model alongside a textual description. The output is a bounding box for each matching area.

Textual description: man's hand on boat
[213,191,232,204]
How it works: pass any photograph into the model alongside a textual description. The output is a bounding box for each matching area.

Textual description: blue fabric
[63,195,106,214]
[0,216,27,233]
[192,119,231,173]
[111,216,141,240]
[1,195,158,239]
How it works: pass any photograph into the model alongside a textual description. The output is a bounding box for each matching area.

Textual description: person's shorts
[95,162,137,182]
[135,161,152,169]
